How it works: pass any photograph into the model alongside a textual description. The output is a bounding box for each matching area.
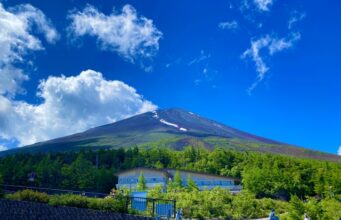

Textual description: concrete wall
[0,199,152,220]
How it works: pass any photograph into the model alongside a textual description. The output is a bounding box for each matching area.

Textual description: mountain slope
[1,108,340,162]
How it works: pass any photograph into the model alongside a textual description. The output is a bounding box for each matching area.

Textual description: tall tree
[187,175,198,191]
[137,172,147,191]
[174,171,183,189]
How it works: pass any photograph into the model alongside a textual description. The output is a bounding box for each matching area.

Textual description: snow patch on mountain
[159,119,187,132]
[152,110,159,119]
[160,119,178,128]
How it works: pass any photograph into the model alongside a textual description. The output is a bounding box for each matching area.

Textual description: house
[115,167,242,193]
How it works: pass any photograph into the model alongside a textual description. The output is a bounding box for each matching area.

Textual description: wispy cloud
[68,4,162,71]
[288,11,306,29]
[188,50,211,66]
[219,20,238,30]
[338,146,341,155]
[242,33,300,93]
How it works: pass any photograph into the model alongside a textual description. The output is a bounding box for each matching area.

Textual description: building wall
[167,169,236,190]
[116,169,167,190]
[116,168,242,192]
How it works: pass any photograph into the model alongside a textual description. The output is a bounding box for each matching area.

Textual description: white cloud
[242,33,300,92]
[338,146,341,156]
[0,65,29,97]
[0,3,58,97]
[0,69,157,147]
[68,4,162,70]
[219,20,238,30]
[254,0,273,12]
[0,145,7,152]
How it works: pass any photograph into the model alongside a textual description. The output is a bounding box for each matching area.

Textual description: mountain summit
[1,108,340,162]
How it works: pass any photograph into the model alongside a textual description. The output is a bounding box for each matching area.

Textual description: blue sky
[0,0,340,155]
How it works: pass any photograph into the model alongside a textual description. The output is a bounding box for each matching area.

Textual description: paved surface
[0,199,153,220]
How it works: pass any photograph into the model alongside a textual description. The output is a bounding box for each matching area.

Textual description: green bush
[49,194,127,213]
[88,197,127,212]
[5,189,49,203]
[49,194,90,208]
[320,198,341,220]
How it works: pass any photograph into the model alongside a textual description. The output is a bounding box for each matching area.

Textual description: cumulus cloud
[253,0,273,12]
[338,146,341,156]
[68,4,162,70]
[242,33,300,93]
[0,3,58,97]
[219,20,238,30]
[0,70,157,147]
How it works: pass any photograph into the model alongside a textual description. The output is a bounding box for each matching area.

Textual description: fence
[1,184,176,218]
[126,196,176,218]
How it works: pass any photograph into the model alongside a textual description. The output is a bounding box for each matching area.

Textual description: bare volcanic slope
[1,108,340,162]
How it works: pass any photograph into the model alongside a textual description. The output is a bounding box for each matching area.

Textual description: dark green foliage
[0,147,340,198]
[0,173,3,197]
[5,189,49,203]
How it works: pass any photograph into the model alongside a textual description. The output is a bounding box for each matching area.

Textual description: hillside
[0,108,339,162]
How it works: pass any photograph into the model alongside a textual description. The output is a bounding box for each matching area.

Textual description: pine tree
[174,171,183,189]
[187,175,198,191]
[289,195,305,219]
[137,172,147,191]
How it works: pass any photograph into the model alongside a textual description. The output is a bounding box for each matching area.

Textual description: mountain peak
[1,107,340,163]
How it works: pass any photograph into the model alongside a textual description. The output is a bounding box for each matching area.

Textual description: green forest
[0,146,340,219]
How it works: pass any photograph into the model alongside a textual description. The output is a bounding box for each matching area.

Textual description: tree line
[0,146,340,200]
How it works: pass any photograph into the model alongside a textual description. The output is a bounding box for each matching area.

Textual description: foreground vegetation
[4,189,127,212]
[0,146,340,219]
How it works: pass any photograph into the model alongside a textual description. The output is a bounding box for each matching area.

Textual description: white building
[115,167,242,193]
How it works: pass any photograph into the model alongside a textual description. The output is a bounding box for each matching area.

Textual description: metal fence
[126,196,176,218]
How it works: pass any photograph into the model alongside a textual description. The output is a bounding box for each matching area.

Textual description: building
[115,167,242,193]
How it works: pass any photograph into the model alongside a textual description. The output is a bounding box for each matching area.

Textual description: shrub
[49,194,89,208]
[88,197,127,213]
[49,194,127,213]
[5,189,49,203]
[320,198,341,220]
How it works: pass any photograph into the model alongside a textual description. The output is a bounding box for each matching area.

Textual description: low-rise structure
[115,167,242,193]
